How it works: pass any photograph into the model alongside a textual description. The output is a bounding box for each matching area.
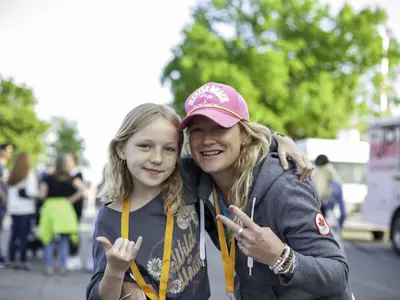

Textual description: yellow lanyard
[121,198,174,300]
[212,185,236,294]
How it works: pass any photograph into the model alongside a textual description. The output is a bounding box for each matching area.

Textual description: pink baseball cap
[179,82,250,130]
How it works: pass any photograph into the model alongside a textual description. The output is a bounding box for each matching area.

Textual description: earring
[121,159,126,165]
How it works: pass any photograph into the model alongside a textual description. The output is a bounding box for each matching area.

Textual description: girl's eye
[138,144,151,149]
[165,147,177,152]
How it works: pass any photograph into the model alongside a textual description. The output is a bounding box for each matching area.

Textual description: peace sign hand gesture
[216,205,284,266]
[97,236,143,274]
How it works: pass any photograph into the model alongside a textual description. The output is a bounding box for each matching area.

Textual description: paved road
[207,236,400,300]
[0,219,94,300]
[1,218,400,300]
[344,240,400,300]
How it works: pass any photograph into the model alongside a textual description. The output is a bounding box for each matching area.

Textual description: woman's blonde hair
[99,103,184,215]
[229,121,272,212]
[313,163,341,202]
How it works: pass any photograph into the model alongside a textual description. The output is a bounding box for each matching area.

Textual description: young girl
[87,103,312,300]
[87,103,210,300]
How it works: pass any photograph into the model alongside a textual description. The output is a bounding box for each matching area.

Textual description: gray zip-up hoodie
[194,153,353,300]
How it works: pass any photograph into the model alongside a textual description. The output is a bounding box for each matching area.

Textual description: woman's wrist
[269,244,295,275]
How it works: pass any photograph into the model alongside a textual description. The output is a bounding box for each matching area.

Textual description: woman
[179,82,353,299]
[6,152,38,270]
[39,154,85,276]
[314,154,347,241]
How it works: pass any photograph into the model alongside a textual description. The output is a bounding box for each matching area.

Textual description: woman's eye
[189,127,201,133]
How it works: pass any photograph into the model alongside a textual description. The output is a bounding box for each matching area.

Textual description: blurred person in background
[67,152,86,270]
[22,161,55,259]
[39,162,55,184]
[314,154,347,241]
[7,152,39,270]
[39,154,86,276]
[0,143,14,268]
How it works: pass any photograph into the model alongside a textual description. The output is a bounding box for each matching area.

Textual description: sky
[0,0,399,183]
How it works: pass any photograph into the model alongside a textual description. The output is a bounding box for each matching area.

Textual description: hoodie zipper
[199,195,257,277]
[199,195,219,267]
[247,197,256,275]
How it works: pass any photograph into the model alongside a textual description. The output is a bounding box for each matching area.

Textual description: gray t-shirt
[86,193,210,300]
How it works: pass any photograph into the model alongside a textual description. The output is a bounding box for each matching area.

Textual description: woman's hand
[97,236,143,274]
[217,205,284,266]
[272,132,314,181]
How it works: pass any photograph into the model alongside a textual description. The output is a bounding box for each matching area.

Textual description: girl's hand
[272,133,314,181]
[97,236,143,274]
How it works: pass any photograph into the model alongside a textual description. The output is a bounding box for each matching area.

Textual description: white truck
[362,116,400,255]
[296,137,369,216]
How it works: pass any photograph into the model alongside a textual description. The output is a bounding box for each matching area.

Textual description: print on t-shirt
[145,204,202,295]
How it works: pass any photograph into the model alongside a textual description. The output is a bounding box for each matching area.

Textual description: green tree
[0,77,50,163]
[161,0,400,139]
[49,117,88,166]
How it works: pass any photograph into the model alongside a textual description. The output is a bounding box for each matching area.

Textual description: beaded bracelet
[269,244,289,271]
[274,248,292,274]
[269,244,294,274]
[279,250,295,274]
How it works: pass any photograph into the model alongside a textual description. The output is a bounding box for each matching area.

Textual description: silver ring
[237,227,243,237]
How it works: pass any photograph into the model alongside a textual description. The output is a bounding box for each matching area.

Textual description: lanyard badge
[121,198,174,300]
[213,185,236,299]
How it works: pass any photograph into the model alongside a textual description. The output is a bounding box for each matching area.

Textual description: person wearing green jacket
[39,154,85,276]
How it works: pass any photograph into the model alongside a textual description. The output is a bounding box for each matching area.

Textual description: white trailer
[362,116,400,255]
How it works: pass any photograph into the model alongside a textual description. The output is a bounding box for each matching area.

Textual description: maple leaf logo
[318,217,326,227]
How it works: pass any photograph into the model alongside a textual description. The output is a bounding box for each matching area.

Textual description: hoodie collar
[197,170,213,201]
[195,153,266,214]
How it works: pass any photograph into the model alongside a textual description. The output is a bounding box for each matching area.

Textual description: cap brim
[179,108,241,131]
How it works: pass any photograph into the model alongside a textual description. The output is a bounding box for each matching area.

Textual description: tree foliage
[0,77,50,163]
[161,0,400,139]
[49,117,88,166]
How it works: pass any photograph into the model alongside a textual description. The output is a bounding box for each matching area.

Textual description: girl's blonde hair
[313,163,341,202]
[99,103,184,215]
[229,121,272,212]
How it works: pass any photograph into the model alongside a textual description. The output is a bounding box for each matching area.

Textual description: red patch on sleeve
[314,212,331,236]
